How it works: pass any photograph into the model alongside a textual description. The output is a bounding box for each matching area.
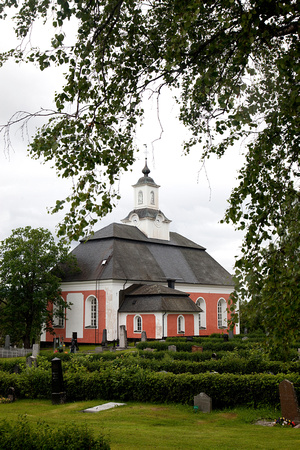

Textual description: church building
[43,161,238,345]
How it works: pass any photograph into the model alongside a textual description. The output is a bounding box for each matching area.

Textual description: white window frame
[196,297,206,329]
[217,298,227,329]
[134,315,142,333]
[177,315,185,333]
[85,296,98,328]
[150,190,155,205]
[53,301,64,328]
[138,190,143,204]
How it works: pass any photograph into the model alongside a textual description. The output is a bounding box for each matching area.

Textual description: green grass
[1,400,299,449]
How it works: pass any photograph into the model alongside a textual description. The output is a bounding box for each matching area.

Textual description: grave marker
[32,343,39,358]
[279,379,300,424]
[141,331,147,342]
[4,335,10,350]
[119,325,127,349]
[194,392,212,413]
[26,356,37,368]
[101,328,108,348]
[191,345,203,353]
[51,357,66,404]
[168,345,177,352]
[7,387,16,402]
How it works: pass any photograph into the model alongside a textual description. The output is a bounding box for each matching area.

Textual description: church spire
[142,158,150,178]
[121,159,171,240]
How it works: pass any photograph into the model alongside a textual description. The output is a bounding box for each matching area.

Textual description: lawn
[1,400,299,449]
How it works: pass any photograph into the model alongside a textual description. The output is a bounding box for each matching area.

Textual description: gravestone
[83,402,126,413]
[4,335,10,350]
[53,337,60,352]
[95,346,103,353]
[26,356,37,368]
[141,331,147,342]
[194,392,212,413]
[279,379,300,424]
[51,357,66,404]
[72,332,79,351]
[101,328,108,348]
[32,343,40,358]
[191,345,203,353]
[168,345,177,352]
[119,325,127,349]
[7,387,16,402]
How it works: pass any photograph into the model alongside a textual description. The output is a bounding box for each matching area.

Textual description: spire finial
[142,159,150,177]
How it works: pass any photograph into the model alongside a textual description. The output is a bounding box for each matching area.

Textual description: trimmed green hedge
[136,339,256,352]
[0,415,110,449]
[1,366,299,408]
[135,356,300,375]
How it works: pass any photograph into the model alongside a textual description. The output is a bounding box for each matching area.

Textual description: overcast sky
[0,15,245,274]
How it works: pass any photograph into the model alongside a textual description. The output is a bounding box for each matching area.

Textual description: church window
[53,302,64,328]
[150,190,155,205]
[217,298,227,329]
[196,297,206,329]
[134,315,142,332]
[91,297,97,328]
[85,296,98,328]
[138,190,143,204]
[177,315,185,333]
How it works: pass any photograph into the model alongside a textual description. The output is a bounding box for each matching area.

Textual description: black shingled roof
[62,223,233,286]
[119,284,202,313]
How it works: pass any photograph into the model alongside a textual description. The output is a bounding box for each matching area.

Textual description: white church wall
[180,284,233,295]
[65,293,84,339]
[155,313,163,339]
[105,280,125,341]
[194,314,200,336]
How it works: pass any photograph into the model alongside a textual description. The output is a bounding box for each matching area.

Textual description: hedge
[1,366,299,409]
[0,415,110,449]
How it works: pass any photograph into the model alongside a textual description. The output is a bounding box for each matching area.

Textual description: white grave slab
[83,402,126,413]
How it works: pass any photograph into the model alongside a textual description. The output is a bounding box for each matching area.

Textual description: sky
[0,14,245,274]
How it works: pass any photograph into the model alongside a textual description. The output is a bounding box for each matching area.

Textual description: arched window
[85,296,98,328]
[196,297,206,329]
[177,315,185,333]
[134,315,142,332]
[217,298,227,329]
[91,297,97,328]
[138,190,143,204]
[150,190,155,205]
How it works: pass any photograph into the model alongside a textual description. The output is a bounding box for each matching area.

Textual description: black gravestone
[51,357,66,404]
[101,328,108,348]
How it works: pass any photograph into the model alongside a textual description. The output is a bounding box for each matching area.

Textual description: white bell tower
[122,159,171,240]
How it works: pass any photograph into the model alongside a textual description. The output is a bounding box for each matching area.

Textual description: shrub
[0,358,25,374]
[0,415,110,449]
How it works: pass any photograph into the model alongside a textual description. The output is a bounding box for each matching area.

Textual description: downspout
[118,280,128,342]
[162,312,166,339]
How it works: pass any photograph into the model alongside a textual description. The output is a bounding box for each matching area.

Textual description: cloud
[0,19,245,275]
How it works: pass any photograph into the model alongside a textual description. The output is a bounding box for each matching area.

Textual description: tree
[0,1,299,352]
[0,226,73,348]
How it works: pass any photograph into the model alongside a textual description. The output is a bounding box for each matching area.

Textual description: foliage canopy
[0,226,72,348]
[0,1,299,352]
